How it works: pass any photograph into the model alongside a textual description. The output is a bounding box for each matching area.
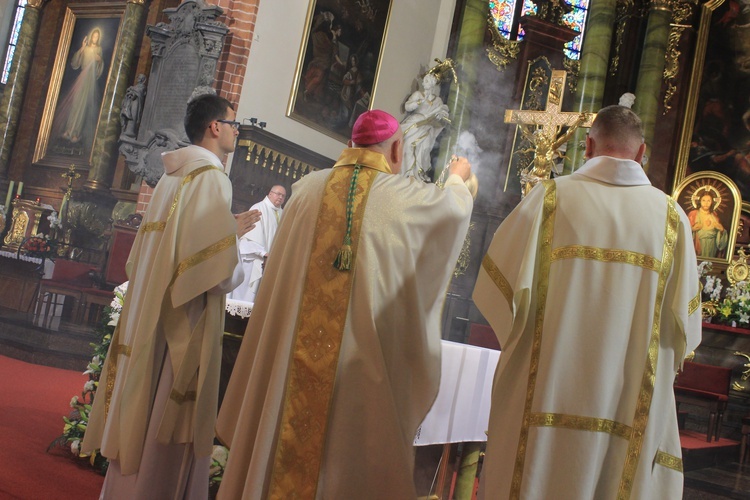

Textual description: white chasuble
[216,148,473,499]
[82,145,240,476]
[473,156,702,500]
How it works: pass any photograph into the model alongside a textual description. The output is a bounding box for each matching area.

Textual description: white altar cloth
[226,298,253,318]
[414,340,500,446]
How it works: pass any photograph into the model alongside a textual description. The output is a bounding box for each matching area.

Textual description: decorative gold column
[633,0,672,172]
[563,0,618,174]
[434,0,486,181]
[85,0,148,191]
[0,0,45,179]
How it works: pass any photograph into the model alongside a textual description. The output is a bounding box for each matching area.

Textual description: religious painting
[673,171,742,265]
[287,0,393,143]
[673,0,750,202]
[33,3,124,169]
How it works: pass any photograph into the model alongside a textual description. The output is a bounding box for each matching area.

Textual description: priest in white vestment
[82,94,251,499]
[216,110,474,499]
[473,105,702,499]
[228,185,285,303]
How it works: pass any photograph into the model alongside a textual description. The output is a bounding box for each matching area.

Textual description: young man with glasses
[229,184,287,303]
[83,92,259,499]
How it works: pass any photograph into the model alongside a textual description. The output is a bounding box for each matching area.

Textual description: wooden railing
[228,125,334,212]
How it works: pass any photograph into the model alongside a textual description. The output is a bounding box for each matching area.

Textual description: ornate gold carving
[726,247,750,284]
[510,180,557,498]
[610,0,636,76]
[529,412,633,440]
[563,57,580,94]
[26,0,46,9]
[3,208,28,247]
[617,198,679,499]
[127,0,147,5]
[551,245,661,272]
[486,14,521,71]
[651,0,673,12]
[663,2,694,114]
[482,253,514,312]
[238,139,316,179]
[655,450,683,472]
[506,70,595,196]
[733,352,750,391]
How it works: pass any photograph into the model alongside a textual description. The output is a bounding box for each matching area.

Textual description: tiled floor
[684,462,750,499]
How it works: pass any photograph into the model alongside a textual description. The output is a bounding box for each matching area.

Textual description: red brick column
[136,182,154,215]
[215,0,260,107]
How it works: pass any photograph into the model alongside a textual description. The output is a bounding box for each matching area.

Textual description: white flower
[84,380,96,392]
[211,445,229,467]
[740,313,750,324]
[71,439,80,455]
[70,396,79,408]
[108,311,120,326]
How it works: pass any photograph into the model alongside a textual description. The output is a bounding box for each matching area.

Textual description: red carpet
[680,429,739,450]
[0,355,104,499]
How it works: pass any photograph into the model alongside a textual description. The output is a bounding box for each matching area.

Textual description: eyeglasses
[216,119,241,130]
[270,191,286,198]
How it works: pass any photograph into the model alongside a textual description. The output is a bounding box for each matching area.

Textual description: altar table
[414,340,501,445]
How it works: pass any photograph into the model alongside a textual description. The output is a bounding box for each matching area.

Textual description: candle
[4,180,13,208]
[17,181,23,197]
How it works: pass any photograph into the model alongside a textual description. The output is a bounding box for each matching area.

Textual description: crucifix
[504,69,595,196]
[59,164,81,222]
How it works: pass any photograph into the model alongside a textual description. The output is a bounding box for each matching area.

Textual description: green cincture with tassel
[334,164,361,271]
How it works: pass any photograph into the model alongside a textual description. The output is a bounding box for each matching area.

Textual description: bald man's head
[586,105,646,163]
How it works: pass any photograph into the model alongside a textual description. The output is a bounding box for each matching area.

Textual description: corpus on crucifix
[504,70,595,197]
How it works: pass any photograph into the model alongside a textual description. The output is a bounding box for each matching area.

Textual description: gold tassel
[334,244,352,271]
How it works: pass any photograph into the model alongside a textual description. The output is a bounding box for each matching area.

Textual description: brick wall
[214,0,260,107]
[136,182,154,215]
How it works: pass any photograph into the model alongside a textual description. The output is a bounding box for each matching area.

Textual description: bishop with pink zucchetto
[216,110,476,499]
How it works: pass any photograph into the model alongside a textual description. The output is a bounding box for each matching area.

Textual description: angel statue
[400,58,458,181]
[518,112,588,197]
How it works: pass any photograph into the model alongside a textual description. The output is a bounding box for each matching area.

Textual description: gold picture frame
[33,2,124,169]
[287,0,393,143]
[673,171,742,265]
[672,0,750,203]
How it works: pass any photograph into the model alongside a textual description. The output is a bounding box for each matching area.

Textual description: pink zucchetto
[351,110,399,146]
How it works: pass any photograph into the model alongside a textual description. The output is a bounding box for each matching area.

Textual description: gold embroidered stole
[268,156,386,498]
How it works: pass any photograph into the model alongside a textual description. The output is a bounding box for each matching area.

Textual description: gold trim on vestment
[511,179,557,498]
[551,246,661,273]
[171,235,236,283]
[140,221,166,233]
[104,323,124,417]
[268,165,380,498]
[169,389,197,404]
[482,254,514,312]
[113,344,131,356]
[332,147,393,174]
[618,196,680,499]
[139,165,220,235]
[654,450,683,472]
[529,412,633,441]
[688,289,701,316]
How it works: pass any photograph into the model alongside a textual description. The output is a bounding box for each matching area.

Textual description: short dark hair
[590,105,644,143]
[184,93,233,143]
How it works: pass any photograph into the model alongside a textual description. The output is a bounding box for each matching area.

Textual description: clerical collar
[574,155,651,186]
[333,148,392,174]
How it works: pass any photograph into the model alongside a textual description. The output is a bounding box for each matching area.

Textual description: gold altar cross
[504,70,594,137]
[505,70,595,196]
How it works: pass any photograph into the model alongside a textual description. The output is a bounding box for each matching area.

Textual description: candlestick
[4,180,13,208]
[17,182,23,197]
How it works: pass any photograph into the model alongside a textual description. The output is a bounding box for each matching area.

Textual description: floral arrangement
[49,282,128,473]
[699,261,750,327]
[210,445,229,493]
[20,234,56,260]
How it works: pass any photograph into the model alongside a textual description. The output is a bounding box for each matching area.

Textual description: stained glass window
[1,0,28,85]
[489,0,589,60]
